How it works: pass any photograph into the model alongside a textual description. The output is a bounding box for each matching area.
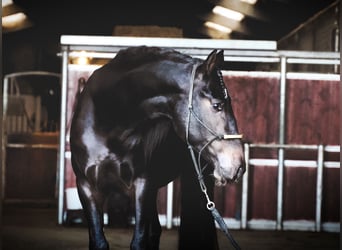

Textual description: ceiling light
[2,0,13,7]
[212,6,244,21]
[204,21,232,34]
[240,0,258,5]
[2,12,29,29]
[71,51,92,65]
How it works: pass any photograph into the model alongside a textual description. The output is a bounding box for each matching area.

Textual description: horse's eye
[212,102,224,111]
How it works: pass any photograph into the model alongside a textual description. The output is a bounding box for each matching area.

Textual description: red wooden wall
[221,72,339,224]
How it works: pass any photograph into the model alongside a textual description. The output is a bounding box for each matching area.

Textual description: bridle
[185,64,243,250]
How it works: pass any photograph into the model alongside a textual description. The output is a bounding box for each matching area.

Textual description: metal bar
[241,143,250,229]
[324,162,340,168]
[249,159,318,167]
[57,46,69,225]
[61,35,277,51]
[276,56,287,230]
[276,148,284,231]
[6,143,59,149]
[286,72,340,81]
[66,49,279,58]
[287,58,340,65]
[278,50,340,59]
[223,56,280,63]
[66,51,280,63]
[248,159,340,168]
[249,143,319,150]
[3,71,61,79]
[277,59,288,230]
[166,182,174,229]
[279,57,287,146]
[1,77,9,200]
[223,71,339,82]
[315,145,324,232]
[324,145,340,152]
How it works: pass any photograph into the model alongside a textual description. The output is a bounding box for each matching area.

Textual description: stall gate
[58,35,340,232]
[2,71,61,204]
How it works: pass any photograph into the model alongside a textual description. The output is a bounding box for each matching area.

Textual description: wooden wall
[221,72,340,224]
[5,133,58,201]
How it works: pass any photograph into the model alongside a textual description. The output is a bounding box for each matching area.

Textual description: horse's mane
[109,46,195,70]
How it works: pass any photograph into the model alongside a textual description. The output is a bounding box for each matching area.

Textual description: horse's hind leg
[131,178,161,250]
[77,178,109,250]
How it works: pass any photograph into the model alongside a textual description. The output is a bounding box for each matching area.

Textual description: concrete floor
[2,204,340,250]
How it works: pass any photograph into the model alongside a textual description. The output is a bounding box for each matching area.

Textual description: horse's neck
[90,62,188,132]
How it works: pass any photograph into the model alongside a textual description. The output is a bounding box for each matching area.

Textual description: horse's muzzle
[212,143,245,185]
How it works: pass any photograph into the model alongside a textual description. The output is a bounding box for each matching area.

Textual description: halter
[185,64,242,250]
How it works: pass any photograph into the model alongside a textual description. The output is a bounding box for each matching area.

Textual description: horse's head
[177,50,245,185]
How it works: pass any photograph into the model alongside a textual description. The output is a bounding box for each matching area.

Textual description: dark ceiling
[6,0,339,40]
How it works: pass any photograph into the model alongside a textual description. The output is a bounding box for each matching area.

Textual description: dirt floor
[1,204,340,250]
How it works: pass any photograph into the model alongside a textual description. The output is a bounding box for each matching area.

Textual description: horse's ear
[203,49,224,74]
[216,50,224,68]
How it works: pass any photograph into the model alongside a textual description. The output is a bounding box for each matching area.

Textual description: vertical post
[315,144,324,232]
[34,96,41,132]
[58,46,69,225]
[166,181,174,229]
[277,56,287,230]
[241,143,249,229]
[1,77,9,200]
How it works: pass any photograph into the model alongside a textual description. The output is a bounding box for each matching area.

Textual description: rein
[185,64,242,250]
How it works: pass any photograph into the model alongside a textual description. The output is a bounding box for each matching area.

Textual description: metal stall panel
[58,35,340,232]
[2,72,61,204]
[58,35,277,225]
[218,72,281,228]
[221,71,340,232]
[283,74,340,231]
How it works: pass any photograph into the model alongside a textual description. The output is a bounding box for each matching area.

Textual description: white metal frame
[1,71,61,203]
[58,35,340,232]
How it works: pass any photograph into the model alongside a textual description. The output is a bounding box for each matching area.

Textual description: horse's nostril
[234,166,244,181]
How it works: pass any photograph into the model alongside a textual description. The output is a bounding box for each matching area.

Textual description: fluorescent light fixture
[212,6,244,21]
[204,21,232,34]
[2,0,13,7]
[240,0,258,5]
[2,12,28,29]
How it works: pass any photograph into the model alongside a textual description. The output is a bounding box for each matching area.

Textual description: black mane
[108,46,196,71]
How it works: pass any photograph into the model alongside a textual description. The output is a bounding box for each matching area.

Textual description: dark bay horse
[70,46,245,250]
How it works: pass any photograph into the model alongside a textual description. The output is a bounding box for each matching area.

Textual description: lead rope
[186,64,242,250]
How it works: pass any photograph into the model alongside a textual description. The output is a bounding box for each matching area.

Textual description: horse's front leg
[179,166,219,250]
[131,178,161,250]
[77,178,108,250]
